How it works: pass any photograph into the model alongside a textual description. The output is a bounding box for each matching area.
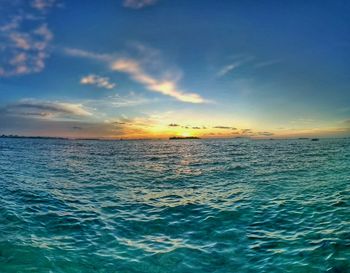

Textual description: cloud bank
[1,100,92,120]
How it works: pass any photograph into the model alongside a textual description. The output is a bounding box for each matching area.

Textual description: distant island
[0,135,119,141]
[169,136,201,140]
[0,134,68,140]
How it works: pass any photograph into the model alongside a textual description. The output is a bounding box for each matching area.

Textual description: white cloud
[108,92,155,107]
[217,62,242,77]
[80,74,116,89]
[123,0,158,9]
[0,2,56,77]
[216,56,282,78]
[9,32,31,50]
[217,55,254,77]
[31,0,57,11]
[63,48,112,62]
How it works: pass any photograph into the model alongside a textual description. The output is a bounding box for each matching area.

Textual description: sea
[0,138,349,273]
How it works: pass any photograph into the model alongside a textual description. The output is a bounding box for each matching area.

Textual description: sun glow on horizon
[180,131,192,137]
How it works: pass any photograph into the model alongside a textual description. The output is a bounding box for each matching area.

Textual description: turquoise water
[0,138,349,273]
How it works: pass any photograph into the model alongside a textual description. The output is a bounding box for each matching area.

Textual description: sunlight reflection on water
[0,138,349,272]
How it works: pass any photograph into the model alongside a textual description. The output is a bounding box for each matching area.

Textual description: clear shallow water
[0,138,349,273]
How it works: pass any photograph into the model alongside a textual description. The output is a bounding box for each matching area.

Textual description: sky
[0,0,350,139]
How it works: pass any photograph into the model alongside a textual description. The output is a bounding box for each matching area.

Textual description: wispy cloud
[213,126,237,130]
[257,131,274,136]
[80,74,116,89]
[64,45,207,103]
[241,128,252,134]
[169,122,207,129]
[254,59,282,68]
[107,92,155,107]
[217,62,242,77]
[111,58,205,103]
[0,2,56,77]
[123,0,159,9]
[218,56,282,77]
[31,0,58,11]
[1,99,92,120]
[63,48,112,62]
[217,55,254,77]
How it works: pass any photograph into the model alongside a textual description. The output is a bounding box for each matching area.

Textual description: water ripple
[0,138,349,272]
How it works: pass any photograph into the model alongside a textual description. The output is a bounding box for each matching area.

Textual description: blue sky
[0,0,350,138]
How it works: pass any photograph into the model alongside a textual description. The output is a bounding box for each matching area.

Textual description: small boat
[311,138,319,141]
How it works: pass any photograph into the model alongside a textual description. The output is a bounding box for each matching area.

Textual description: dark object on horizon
[169,136,201,140]
[311,138,319,141]
[0,134,67,140]
[75,138,102,141]
[298,137,309,140]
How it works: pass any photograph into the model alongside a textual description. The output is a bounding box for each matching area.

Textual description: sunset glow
[0,0,349,139]
[1,1,350,272]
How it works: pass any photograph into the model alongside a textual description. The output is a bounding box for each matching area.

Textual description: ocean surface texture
[0,138,349,273]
